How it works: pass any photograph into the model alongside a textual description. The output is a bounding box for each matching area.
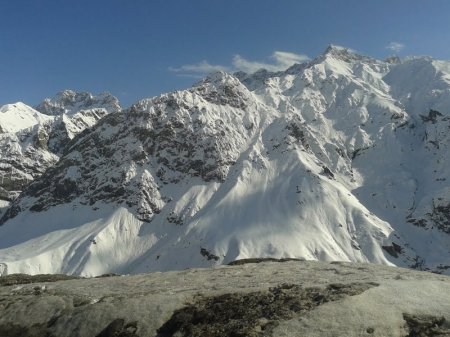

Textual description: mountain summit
[1,48,450,276]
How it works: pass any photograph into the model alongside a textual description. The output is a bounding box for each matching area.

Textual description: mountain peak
[322,44,358,57]
[191,71,253,108]
[0,102,53,133]
[195,71,243,88]
[324,44,350,54]
[35,90,121,116]
[319,44,375,64]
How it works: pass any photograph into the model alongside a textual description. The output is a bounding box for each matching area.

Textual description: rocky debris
[403,314,450,337]
[428,203,450,234]
[200,248,219,261]
[285,122,310,150]
[96,319,139,337]
[157,282,377,337]
[0,273,79,286]
[0,261,449,337]
[166,212,184,225]
[320,166,335,179]
[409,200,450,235]
[382,243,404,258]
[437,265,450,272]
[406,218,428,229]
[228,257,304,266]
[420,109,443,124]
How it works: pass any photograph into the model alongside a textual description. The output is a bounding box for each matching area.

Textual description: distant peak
[35,90,120,116]
[56,89,77,98]
[323,44,355,56]
[204,70,235,82]
[318,44,376,64]
[0,102,32,111]
[385,56,401,64]
[194,71,243,88]
[53,90,93,104]
[325,44,347,52]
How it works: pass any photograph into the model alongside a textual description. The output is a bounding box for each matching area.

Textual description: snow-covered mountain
[0,92,120,217]
[1,46,450,277]
[34,90,121,153]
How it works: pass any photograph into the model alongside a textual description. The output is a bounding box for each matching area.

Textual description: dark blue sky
[2,0,450,107]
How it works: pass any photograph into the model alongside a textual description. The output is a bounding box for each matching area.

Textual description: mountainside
[0,92,120,217]
[1,46,450,277]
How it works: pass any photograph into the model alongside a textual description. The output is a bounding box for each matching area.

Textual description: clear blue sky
[1,0,450,107]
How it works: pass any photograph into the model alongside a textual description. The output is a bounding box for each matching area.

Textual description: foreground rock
[0,260,449,337]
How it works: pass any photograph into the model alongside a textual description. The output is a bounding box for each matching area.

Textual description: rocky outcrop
[0,261,449,337]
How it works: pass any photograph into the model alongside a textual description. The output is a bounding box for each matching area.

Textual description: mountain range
[1,45,450,276]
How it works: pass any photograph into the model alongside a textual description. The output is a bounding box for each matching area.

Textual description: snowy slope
[0,102,54,133]
[1,46,450,276]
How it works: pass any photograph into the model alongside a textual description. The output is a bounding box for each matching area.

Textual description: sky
[1,0,450,108]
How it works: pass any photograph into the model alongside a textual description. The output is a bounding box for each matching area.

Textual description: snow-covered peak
[0,102,54,133]
[234,64,307,92]
[314,45,377,66]
[385,56,401,64]
[194,71,247,90]
[322,44,358,58]
[192,71,253,109]
[234,68,279,91]
[324,44,349,53]
[384,56,450,115]
[35,90,121,116]
[0,92,123,217]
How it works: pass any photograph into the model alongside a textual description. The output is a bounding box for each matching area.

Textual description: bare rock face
[0,261,449,337]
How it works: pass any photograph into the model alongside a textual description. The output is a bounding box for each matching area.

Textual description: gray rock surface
[0,260,449,337]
